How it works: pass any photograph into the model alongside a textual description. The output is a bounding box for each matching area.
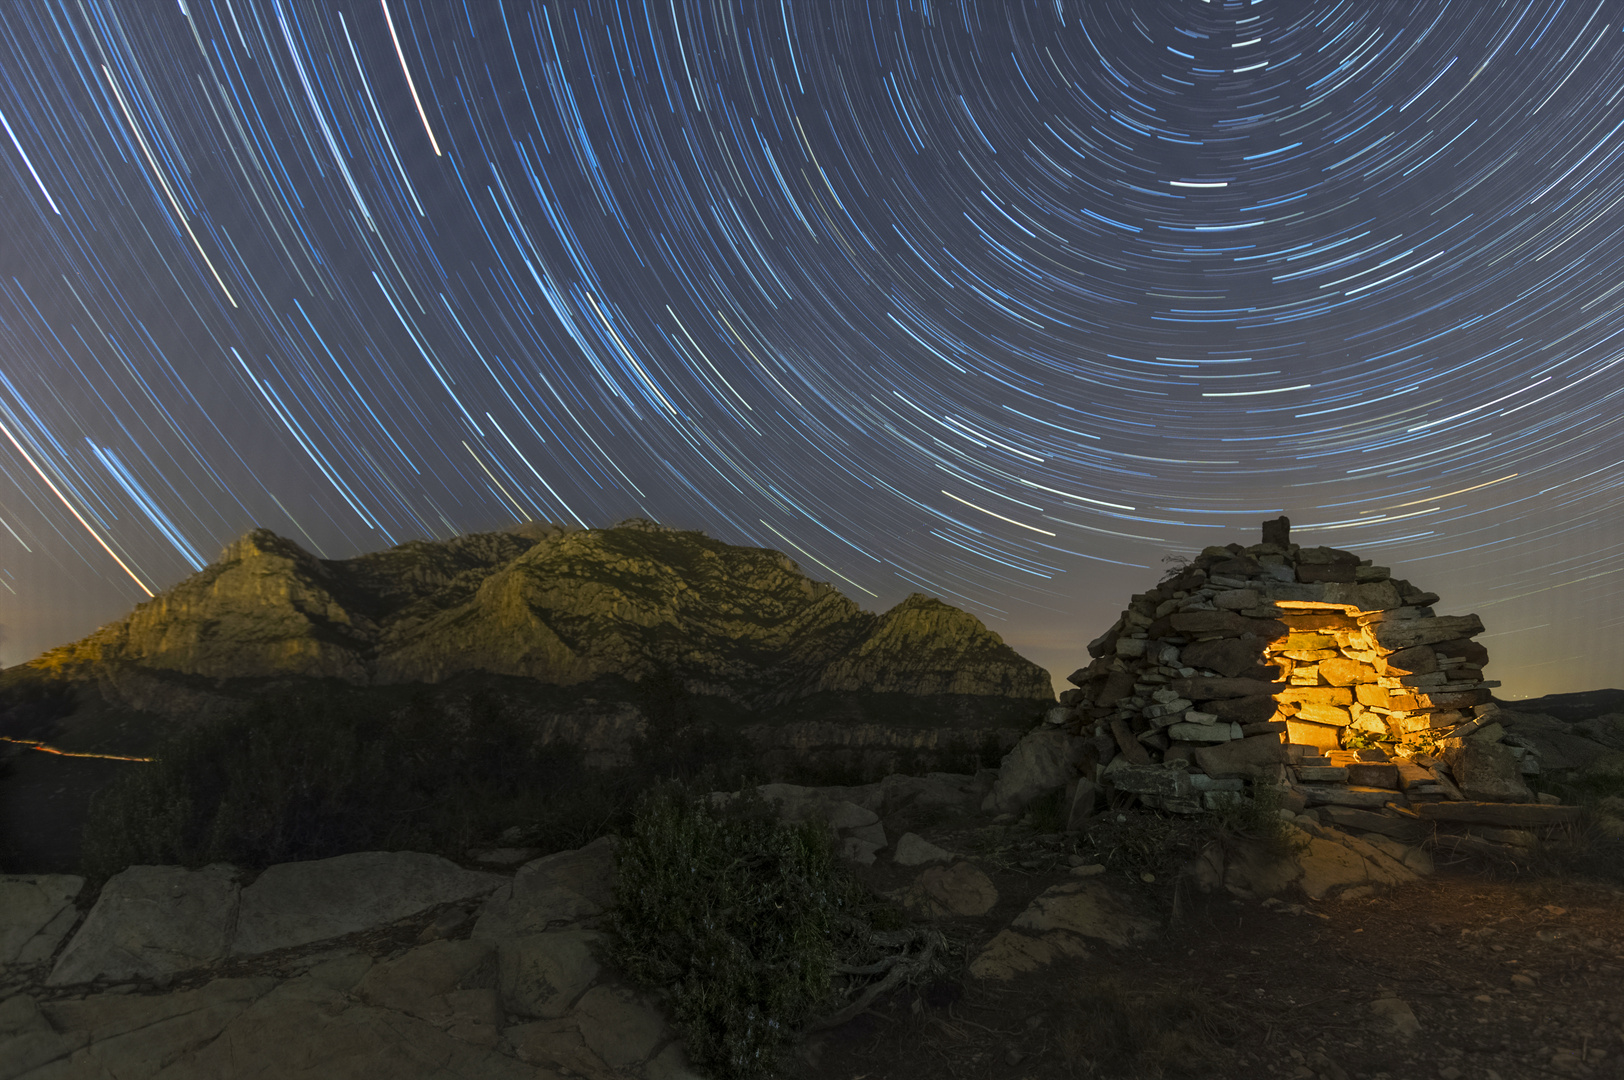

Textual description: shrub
[1207,782,1308,860]
[605,780,873,1080]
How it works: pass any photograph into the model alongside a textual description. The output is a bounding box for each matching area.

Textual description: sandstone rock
[1194,734,1288,779]
[572,983,668,1070]
[1298,785,1401,809]
[492,930,602,1018]
[1443,740,1532,802]
[48,864,241,986]
[893,833,954,867]
[0,874,83,967]
[968,928,1090,981]
[1009,879,1159,947]
[233,851,507,956]
[164,975,537,1080]
[838,837,882,865]
[354,938,497,1021]
[1371,614,1485,651]
[1298,836,1369,900]
[891,862,998,919]
[1368,997,1421,1038]
[473,835,618,940]
[1180,636,1271,679]
[1203,695,1280,723]
[1169,676,1281,701]
[982,729,1086,815]
[1102,761,1193,798]
[506,1015,618,1076]
[1414,802,1581,827]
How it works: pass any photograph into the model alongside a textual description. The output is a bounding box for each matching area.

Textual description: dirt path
[786,869,1624,1080]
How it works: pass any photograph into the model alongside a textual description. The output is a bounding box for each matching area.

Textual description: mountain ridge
[14,520,1052,718]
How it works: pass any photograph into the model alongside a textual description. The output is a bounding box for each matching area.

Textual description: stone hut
[1053,517,1553,824]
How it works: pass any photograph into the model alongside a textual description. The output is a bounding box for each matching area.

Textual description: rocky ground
[789,805,1624,1080]
[5,770,1621,1080]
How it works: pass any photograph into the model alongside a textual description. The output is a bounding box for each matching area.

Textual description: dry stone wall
[1050,517,1555,824]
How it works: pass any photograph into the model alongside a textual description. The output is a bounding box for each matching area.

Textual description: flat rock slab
[1008,879,1160,948]
[154,976,538,1080]
[19,976,275,1077]
[0,874,83,966]
[1298,784,1402,809]
[48,864,241,986]
[1415,801,1581,828]
[473,835,618,940]
[496,930,602,1018]
[233,851,508,957]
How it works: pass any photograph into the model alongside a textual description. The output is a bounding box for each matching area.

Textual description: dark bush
[79,688,602,884]
[606,780,872,1080]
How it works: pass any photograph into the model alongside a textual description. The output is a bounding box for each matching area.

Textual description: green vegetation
[605,780,928,1080]
[1207,783,1310,860]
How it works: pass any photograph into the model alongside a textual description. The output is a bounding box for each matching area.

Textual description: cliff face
[20,521,1051,714]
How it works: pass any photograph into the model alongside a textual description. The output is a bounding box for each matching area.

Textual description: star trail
[1,0,1622,699]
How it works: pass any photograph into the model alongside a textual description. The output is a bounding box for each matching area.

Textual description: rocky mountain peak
[15,523,1053,719]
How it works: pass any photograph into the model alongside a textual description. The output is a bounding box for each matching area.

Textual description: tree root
[804,923,950,1033]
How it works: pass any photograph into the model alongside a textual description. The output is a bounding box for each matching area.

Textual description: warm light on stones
[1059,515,1521,817]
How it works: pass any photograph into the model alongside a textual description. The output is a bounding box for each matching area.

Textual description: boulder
[968,929,1090,981]
[1442,741,1532,802]
[472,835,618,940]
[889,862,998,919]
[0,874,83,966]
[571,984,669,1070]
[1297,836,1369,900]
[1009,879,1159,947]
[47,864,241,986]
[981,729,1086,815]
[892,833,954,867]
[233,851,507,956]
[492,930,602,1018]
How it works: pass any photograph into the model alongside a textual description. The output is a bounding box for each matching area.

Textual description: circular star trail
[1,0,1621,697]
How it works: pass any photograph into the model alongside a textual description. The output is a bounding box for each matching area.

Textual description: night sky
[1,1,1621,700]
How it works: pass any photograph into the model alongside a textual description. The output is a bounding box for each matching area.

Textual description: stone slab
[48,864,241,986]
[233,851,508,957]
[473,835,619,941]
[1298,785,1402,809]
[0,874,83,967]
[1414,802,1581,827]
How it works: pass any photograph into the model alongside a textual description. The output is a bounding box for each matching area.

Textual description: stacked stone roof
[1053,517,1546,821]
